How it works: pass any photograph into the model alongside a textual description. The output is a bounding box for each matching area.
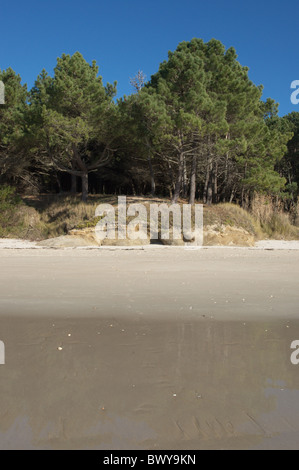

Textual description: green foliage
[0,69,29,186]
[0,41,297,215]
[278,112,299,200]
[0,185,21,210]
[126,38,290,203]
[0,185,22,237]
[28,52,119,200]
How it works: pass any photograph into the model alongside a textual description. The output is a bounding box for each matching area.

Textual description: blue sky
[1,0,298,115]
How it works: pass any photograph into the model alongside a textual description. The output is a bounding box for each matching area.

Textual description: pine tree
[135,38,289,204]
[0,68,28,188]
[30,52,118,201]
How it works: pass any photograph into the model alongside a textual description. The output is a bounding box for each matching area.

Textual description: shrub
[250,194,299,239]
[0,185,22,237]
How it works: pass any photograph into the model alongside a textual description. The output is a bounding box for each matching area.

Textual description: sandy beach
[1,245,299,449]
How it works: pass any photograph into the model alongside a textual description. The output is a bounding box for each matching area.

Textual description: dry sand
[0,245,299,449]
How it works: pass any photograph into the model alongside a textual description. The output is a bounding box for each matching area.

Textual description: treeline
[0,38,299,207]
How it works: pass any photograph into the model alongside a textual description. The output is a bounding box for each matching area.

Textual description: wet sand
[0,247,299,449]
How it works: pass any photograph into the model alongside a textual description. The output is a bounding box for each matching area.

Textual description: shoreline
[1,238,299,251]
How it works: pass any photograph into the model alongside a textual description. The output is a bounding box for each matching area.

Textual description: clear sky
[1,0,298,116]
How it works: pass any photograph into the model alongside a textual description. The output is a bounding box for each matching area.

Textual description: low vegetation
[0,188,298,244]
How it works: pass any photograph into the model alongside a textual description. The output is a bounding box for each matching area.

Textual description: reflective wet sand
[0,248,299,449]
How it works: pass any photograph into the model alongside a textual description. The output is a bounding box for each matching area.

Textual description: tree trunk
[229,188,235,204]
[131,181,136,196]
[148,154,156,196]
[182,156,188,199]
[168,162,175,196]
[172,151,184,203]
[207,181,213,205]
[56,174,62,194]
[70,157,77,194]
[203,160,211,204]
[213,163,218,203]
[241,187,245,208]
[81,172,89,202]
[71,174,77,194]
[189,154,197,205]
